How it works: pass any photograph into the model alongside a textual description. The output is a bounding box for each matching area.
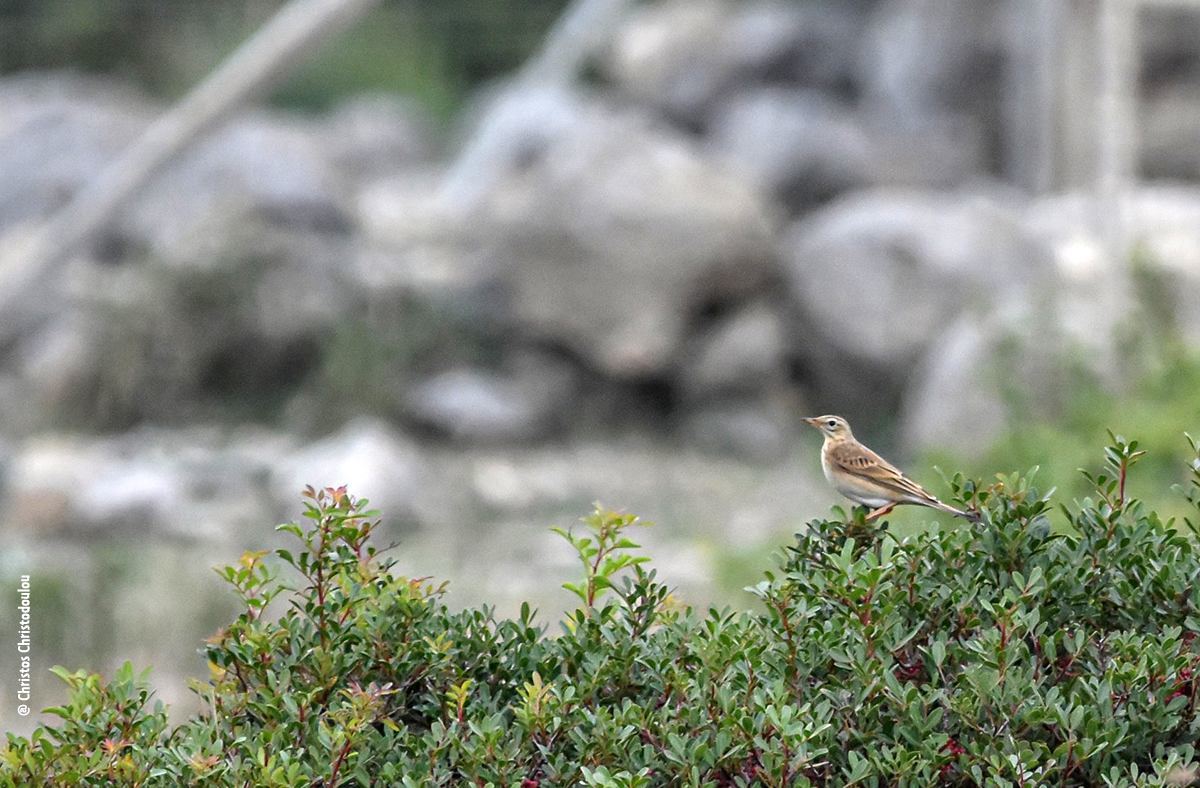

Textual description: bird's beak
[803,417,820,427]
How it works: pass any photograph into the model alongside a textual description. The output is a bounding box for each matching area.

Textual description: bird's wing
[828,442,940,505]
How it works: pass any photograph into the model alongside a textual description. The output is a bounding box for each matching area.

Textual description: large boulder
[603,0,870,125]
[707,89,873,210]
[678,301,788,400]
[855,0,1005,178]
[1031,187,1200,350]
[404,352,578,443]
[901,186,1200,457]
[858,0,1007,122]
[1141,86,1200,182]
[269,419,424,528]
[324,93,435,183]
[707,87,985,213]
[120,110,353,264]
[0,76,369,433]
[780,189,1046,405]
[676,300,794,459]
[0,73,154,235]
[680,395,798,461]
[1141,7,1200,92]
[471,100,778,379]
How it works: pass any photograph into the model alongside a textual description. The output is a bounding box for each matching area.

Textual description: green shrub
[6,436,1200,786]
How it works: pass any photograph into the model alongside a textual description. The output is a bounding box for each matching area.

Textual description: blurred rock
[270,419,423,525]
[325,93,435,182]
[858,0,1006,122]
[900,291,1103,459]
[0,73,154,234]
[3,311,101,433]
[0,79,366,434]
[604,0,734,124]
[3,429,284,540]
[781,188,1044,369]
[1027,187,1200,349]
[604,0,869,125]
[44,224,352,429]
[442,85,589,211]
[474,101,778,378]
[1132,185,1200,280]
[405,354,577,442]
[901,186,1200,457]
[1141,86,1200,181]
[680,301,787,400]
[122,111,352,264]
[900,313,1021,458]
[355,168,450,253]
[681,396,796,461]
[726,0,868,93]
[707,88,985,212]
[708,89,873,209]
[54,109,366,429]
[1140,8,1200,91]
[1020,193,1137,372]
[352,168,484,307]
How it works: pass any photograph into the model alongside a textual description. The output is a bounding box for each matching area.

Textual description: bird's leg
[864,503,896,521]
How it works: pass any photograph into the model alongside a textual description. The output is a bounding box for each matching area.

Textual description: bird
[803,415,978,522]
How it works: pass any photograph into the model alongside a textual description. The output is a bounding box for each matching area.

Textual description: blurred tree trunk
[0,0,382,344]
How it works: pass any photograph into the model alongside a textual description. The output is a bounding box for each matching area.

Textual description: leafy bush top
[6,434,1200,787]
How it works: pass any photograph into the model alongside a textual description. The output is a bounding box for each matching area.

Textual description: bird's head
[804,414,853,440]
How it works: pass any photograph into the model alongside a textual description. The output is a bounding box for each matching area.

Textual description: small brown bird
[804,415,977,521]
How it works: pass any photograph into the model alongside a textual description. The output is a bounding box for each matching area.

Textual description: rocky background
[3,0,1200,729]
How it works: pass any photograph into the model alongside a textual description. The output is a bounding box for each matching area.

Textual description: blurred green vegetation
[938,349,1200,531]
[0,0,570,119]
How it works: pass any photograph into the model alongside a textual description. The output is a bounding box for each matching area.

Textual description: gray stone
[901,185,1200,458]
[473,101,778,378]
[680,395,797,461]
[723,1,868,92]
[407,370,538,442]
[405,356,576,443]
[707,89,873,208]
[899,289,1111,459]
[2,429,284,540]
[899,314,1017,458]
[5,312,101,432]
[121,111,352,264]
[603,0,870,124]
[708,88,986,212]
[1140,7,1200,91]
[1141,86,1200,181]
[857,0,1007,122]
[324,93,435,181]
[781,188,1045,370]
[270,419,424,525]
[441,85,590,212]
[1027,187,1200,350]
[0,73,154,234]
[680,301,787,399]
[603,0,733,123]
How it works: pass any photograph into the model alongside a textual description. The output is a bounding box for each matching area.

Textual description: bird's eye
[826,419,837,428]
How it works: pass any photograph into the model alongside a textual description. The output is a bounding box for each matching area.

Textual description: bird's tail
[930,498,983,522]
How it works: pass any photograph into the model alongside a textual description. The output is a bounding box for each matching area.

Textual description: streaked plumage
[804,415,976,521]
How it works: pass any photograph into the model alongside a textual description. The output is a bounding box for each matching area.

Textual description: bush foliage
[6,435,1200,786]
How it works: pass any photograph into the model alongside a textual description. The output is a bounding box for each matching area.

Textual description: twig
[0,0,383,344]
